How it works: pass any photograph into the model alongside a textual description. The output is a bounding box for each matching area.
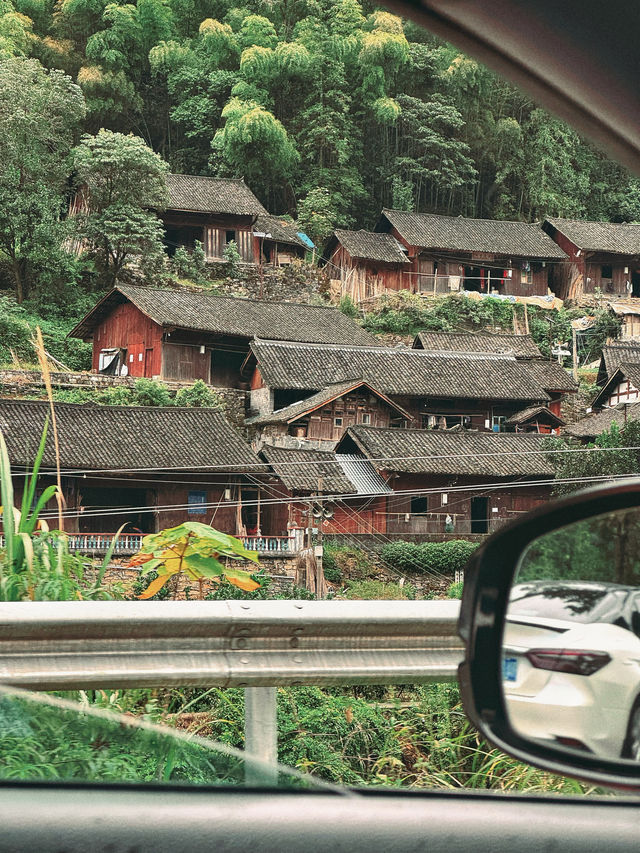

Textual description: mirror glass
[503,506,640,764]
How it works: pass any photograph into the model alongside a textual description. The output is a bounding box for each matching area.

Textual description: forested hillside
[2,0,639,236]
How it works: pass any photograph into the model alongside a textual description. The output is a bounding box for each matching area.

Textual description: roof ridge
[118,284,349,312]
[0,398,222,414]
[168,173,247,185]
[382,208,547,227]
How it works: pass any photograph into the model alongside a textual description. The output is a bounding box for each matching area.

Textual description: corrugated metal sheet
[335,453,391,495]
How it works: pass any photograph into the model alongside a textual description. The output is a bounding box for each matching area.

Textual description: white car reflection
[503,581,640,761]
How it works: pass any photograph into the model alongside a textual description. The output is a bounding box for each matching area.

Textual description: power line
[12,440,640,479]
[35,471,640,523]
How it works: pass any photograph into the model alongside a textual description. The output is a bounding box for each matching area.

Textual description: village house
[323,229,410,302]
[564,401,640,442]
[259,444,392,537]
[596,341,640,387]
[246,379,413,450]
[374,209,567,298]
[542,218,640,301]
[69,285,376,387]
[162,173,265,263]
[335,426,554,536]
[0,399,288,542]
[253,214,312,266]
[413,329,577,426]
[245,340,552,444]
[162,175,311,265]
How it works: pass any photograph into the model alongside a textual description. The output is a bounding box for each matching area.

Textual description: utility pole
[572,325,579,382]
[316,476,323,580]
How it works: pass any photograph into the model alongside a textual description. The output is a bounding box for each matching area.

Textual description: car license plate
[502,657,518,682]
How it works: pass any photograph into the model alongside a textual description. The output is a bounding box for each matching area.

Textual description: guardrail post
[244,687,278,786]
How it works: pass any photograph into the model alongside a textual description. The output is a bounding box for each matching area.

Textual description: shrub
[338,295,358,318]
[323,544,374,581]
[174,380,222,408]
[446,580,464,599]
[342,579,416,600]
[131,378,173,407]
[381,540,478,576]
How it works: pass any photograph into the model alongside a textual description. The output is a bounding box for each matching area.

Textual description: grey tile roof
[544,218,640,254]
[260,445,355,494]
[0,399,258,471]
[166,174,267,215]
[341,426,554,477]
[380,209,567,259]
[246,380,412,426]
[601,342,640,378]
[69,285,378,346]
[565,402,640,438]
[332,229,409,264]
[250,340,550,402]
[254,214,308,248]
[524,360,578,393]
[260,445,390,495]
[414,330,542,358]
[505,405,565,426]
[592,363,640,407]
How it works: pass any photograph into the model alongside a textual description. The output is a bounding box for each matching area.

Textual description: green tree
[0,58,85,302]
[72,128,169,285]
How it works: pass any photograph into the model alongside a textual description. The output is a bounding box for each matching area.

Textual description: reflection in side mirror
[503,507,640,763]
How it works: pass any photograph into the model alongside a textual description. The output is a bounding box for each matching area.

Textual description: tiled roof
[601,342,640,378]
[592,363,640,408]
[260,445,355,494]
[69,285,378,346]
[380,209,567,259]
[246,380,412,426]
[254,214,308,249]
[524,360,578,393]
[340,426,554,477]
[414,330,542,358]
[250,340,550,402]
[565,402,640,438]
[0,399,258,471]
[332,229,409,264]
[166,173,267,215]
[505,405,565,426]
[544,218,640,254]
[260,445,390,495]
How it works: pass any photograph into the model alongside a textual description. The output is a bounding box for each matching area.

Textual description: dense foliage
[381,539,478,576]
[0,0,637,267]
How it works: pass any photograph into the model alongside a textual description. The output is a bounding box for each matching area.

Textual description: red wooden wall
[92,302,163,378]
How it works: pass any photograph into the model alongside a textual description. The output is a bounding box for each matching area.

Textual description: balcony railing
[0,530,305,556]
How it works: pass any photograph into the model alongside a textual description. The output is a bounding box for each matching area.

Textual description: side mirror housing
[459,478,640,790]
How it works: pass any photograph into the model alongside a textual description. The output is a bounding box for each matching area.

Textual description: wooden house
[163,174,266,263]
[597,341,640,386]
[591,363,640,409]
[69,285,376,387]
[0,399,284,538]
[245,340,551,437]
[565,401,640,442]
[413,329,577,421]
[335,427,554,536]
[375,209,567,297]
[253,214,311,265]
[246,379,412,450]
[260,445,392,537]
[542,218,640,301]
[324,229,410,302]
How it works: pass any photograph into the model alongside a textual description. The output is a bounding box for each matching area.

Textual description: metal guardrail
[0,600,463,780]
[0,600,462,690]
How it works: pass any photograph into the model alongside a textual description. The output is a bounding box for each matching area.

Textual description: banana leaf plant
[128,522,261,599]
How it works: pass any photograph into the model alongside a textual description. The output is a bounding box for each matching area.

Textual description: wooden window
[188,491,207,515]
[411,496,428,514]
[334,417,343,427]
[361,413,371,424]
[602,264,613,279]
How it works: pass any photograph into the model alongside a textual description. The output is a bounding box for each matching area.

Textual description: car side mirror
[458,479,640,790]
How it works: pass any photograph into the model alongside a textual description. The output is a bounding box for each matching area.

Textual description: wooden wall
[329,245,408,302]
[292,389,407,442]
[92,302,163,378]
